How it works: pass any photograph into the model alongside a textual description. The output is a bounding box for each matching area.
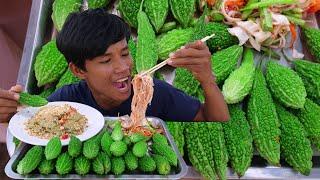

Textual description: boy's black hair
[56,8,130,70]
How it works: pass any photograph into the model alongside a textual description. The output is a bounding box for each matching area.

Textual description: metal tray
[5,117,188,179]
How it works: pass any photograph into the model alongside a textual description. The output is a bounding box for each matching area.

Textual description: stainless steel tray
[5,117,188,179]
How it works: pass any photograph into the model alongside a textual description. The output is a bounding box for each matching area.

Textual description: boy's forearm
[0,123,8,143]
[201,76,229,122]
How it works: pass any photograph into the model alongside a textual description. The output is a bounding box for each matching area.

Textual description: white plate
[8,101,105,146]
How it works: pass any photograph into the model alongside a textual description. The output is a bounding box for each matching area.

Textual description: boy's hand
[0,85,22,123]
[167,40,215,84]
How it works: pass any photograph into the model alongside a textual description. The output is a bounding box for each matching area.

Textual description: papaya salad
[200,0,319,58]
[25,104,88,140]
[119,74,162,137]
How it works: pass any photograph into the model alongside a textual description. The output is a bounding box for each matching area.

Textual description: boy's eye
[122,53,129,57]
[99,59,110,64]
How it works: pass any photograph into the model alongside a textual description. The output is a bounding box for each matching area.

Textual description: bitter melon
[52,0,81,31]
[222,48,255,104]
[118,0,142,28]
[144,0,169,32]
[74,155,90,175]
[68,135,82,158]
[205,22,239,52]
[87,0,109,9]
[247,69,280,166]
[56,69,80,89]
[295,98,320,151]
[55,152,73,175]
[38,159,54,175]
[169,0,196,28]
[16,146,43,175]
[45,137,62,160]
[266,61,306,109]
[166,121,185,156]
[222,105,253,177]
[34,40,68,87]
[301,27,320,62]
[135,9,158,72]
[157,28,193,60]
[19,92,48,107]
[184,123,217,180]
[211,45,243,84]
[276,103,313,176]
[293,59,320,105]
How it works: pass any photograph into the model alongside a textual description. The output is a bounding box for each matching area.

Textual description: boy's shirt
[48,79,201,122]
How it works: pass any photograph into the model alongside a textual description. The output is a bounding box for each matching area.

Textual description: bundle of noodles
[121,74,155,136]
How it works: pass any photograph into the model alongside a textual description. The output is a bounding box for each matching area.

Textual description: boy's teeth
[116,77,128,83]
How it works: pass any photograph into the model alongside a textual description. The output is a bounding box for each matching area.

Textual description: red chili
[61,133,69,140]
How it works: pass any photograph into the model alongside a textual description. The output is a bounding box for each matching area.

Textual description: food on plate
[24,104,88,139]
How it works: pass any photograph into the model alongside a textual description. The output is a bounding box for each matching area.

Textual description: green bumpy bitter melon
[135,9,158,73]
[293,59,320,105]
[128,37,138,75]
[222,47,255,104]
[45,137,62,160]
[124,151,138,171]
[16,146,44,175]
[39,87,55,99]
[144,0,169,32]
[184,123,217,180]
[205,22,238,53]
[152,133,168,145]
[101,131,113,156]
[56,69,80,89]
[19,92,48,107]
[157,28,194,60]
[207,122,228,180]
[138,155,156,172]
[55,152,73,175]
[301,27,320,62]
[295,98,320,151]
[110,141,127,157]
[153,154,171,175]
[275,103,313,176]
[111,157,126,175]
[173,68,199,97]
[74,155,91,175]
[151,142,178,167]
[247,69,280,166]
[87,0,109,9]
[266,60,306,109]
[166,121,185,156]
[118,0,142,28]
[132,141,148,157]
[68,135,82,158]
[83,137,100,159]
[38,159,55,175]
[222,104,253,177]
[211,45,243,85]
[52,0,81,31]
[34,40,68,87]
[169,0,196,28]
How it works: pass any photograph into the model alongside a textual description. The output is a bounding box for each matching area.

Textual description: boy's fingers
[9,84,23,93]
[0,89,19,101]
[184,40,206,50]
[0,99,18,107]
[0,114,11,123]
[0,107,17,114]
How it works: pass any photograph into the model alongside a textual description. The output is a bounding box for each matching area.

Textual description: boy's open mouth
[113,76,131,92]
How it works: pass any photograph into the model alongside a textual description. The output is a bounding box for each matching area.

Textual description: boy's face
[80,38,133,104]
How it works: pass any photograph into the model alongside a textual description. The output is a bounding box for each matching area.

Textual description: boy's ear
[69,63,86,80]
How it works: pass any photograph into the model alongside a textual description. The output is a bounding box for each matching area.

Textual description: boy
[0,9,229,131]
